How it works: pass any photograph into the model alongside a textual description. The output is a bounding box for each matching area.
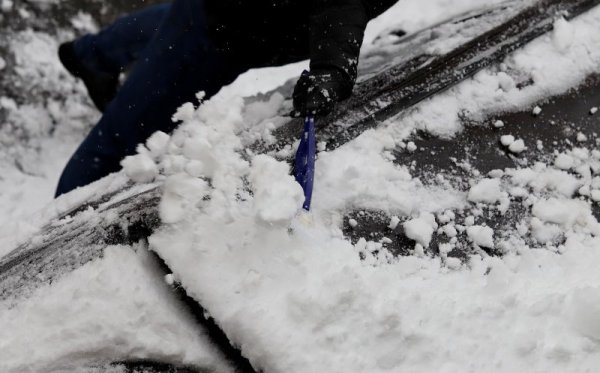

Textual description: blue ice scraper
[294,115,316,211]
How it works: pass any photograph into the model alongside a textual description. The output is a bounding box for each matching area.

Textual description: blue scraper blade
[294,116,316,211]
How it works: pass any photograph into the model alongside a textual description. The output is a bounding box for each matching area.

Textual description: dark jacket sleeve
[309,0,369,85]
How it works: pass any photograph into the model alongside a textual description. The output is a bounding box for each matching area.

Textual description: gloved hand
[292,68,353,117]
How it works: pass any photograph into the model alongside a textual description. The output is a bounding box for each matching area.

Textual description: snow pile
[120,94,306,231]
[379,11,600,139]
[0,245,233,372]
[119,93,462,371]
[144,109,600,369]
[0,29,98,227]
[133,7,600,372]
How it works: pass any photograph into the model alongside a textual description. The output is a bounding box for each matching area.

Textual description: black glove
[292,68,353,117]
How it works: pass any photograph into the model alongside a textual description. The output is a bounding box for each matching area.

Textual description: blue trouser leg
[55,0,250,197]
[73,2,171,74]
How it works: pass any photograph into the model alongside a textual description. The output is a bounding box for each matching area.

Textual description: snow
[145,131,171,159]
[442,224,458,238]
[249,155,305,226]
[386,215,399,229]
[0,0,11,11]
[159,173,210,224]
[500,135,526,153]
[4,0,600,372]
[509,138,526,153]
[468,178,504,204]
[403,213,437,247]
[164,273,176,286]
[362,0,518,46]
[121,152,159,183]
[0,30,99,228]
[406,141,417,152]
[532,198,595,229]
[569,287,600,341]
[466,225,495,248]
[552,17,575,52]
[555,153,576,170]
[139,6,600,370]
[0,245,233,372]
[70,11,98,33]
[501,134,515,146]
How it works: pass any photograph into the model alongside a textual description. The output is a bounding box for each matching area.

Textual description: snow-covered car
[3,0,600,372]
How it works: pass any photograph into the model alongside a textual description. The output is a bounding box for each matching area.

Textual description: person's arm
[293,0,369,117]
[310,0,368,84]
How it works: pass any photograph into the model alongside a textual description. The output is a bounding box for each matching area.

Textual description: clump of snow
[532,105,542,116]
[442,223,457,238]
[532,198,597,230]
[501,134,515,146]
[121,152,159,183]
[388,215,400,229]
[249,155,304,226]
[488,169,504,178]
[555,153,575,170]
[468,178,503,204]
[466,225,494,248]
[530,217,563,244]
[403,213,437,247]
[506,164,582,198]
[509,139,526,153]
[146,131,171,159]
[70,11,98,33]
[1,0,13,12]
[159,174,210,224]
[164,273,176,286]
[500,135,526,153]
[552,17,575,52]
